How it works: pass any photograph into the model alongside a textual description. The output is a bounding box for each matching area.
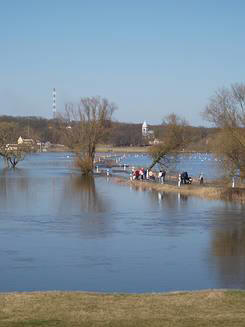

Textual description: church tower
[52,88,56,119]
[142,121,149,137]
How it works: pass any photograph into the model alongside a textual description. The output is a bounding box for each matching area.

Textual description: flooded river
[0,153,245,293]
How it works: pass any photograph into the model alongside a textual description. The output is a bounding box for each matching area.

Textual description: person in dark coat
[181,171,189,184]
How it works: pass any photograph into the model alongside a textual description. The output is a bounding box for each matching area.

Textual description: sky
[1,0,245,126]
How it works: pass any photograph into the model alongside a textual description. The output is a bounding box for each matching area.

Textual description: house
[17,136,35,146]
[5,144,18,151]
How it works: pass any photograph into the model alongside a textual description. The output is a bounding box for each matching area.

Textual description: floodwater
[107,152,222,179]
[0,153,245,293]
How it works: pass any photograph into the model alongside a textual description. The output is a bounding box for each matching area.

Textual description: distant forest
[0,115,217,152]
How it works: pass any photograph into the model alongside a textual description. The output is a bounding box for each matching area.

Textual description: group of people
[131,168,166,184]
[131,167,147,180]
[148,170,166,184]
[131,167,204,186]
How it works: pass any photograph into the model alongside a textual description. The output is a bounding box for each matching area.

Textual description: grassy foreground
[0,290,245,326]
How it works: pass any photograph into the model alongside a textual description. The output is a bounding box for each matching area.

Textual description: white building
[17,136,34,145]
[142,121,154,138]
[142,121,148,137]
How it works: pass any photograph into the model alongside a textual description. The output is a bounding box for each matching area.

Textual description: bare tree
[62,96,116,174]
[3,146,32,168]
[203,83,245,178]
[0,122,33,168]
[148,114,189,170]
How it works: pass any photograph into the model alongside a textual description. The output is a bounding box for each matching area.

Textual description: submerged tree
[203,83,245,178]
[0,122,33,168]
[62,96,116,175]
[148,114,190,170]
[3,146,32,168]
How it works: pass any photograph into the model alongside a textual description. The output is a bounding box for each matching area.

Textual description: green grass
[1,290,245,327]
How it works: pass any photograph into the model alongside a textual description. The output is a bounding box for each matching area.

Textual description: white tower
[52,88,56,119]
[142,121,148,137]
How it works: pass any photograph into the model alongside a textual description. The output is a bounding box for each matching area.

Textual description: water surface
[0,153,245,292]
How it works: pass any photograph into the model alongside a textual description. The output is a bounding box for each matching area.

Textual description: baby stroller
[181,172,192,184]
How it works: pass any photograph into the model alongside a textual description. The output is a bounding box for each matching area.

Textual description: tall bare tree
[203,83,245,177]
[148,114,189,170]
[62,96,116,174]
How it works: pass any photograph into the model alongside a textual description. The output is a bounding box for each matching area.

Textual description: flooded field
[0,153,245,293]
[98,152,223,179]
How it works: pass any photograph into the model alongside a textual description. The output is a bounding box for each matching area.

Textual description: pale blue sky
[1,0,245,125]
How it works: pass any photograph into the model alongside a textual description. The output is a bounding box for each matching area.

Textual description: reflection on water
[0,153,245,293]
[0,168,106,213]
[209,203,245,289]
[150,190,189,209]
[61,175,107,213]
[0,168,30,210]
[60,175,113,239]
[0,168,110,239]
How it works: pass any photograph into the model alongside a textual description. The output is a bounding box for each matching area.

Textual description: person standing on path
[199,172,204,185]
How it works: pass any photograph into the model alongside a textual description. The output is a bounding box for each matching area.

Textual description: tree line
[0,82,245,178]
[0,114,214,149]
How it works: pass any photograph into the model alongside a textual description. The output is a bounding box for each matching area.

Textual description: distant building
[142,121,148,137]
[142,121,154,138]
[4,137,36,152]
[5,144,18,151]
[17,136,35,146]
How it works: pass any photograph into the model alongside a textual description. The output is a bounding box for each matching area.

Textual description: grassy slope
[0,290,245,327]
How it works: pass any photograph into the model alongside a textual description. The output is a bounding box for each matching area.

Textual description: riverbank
[96,145,208,154]
[96,145,149,153]
[0,290,245,326]
[113,177,245,203]
[45,145,149,153]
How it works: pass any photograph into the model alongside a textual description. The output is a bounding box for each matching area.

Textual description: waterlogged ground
[0,153,245,293]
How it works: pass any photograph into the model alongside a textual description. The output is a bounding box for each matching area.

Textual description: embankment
[113,177,245,203]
